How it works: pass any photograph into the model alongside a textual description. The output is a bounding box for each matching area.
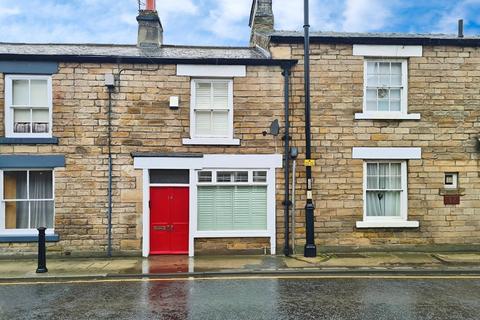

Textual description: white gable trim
[353,45,423,57]
[352,147,422,160]
[177,64,246,77]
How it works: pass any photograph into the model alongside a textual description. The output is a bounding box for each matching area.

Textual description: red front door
[150,187,189,255]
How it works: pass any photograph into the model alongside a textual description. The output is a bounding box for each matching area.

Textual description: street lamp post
[303,0,317,257]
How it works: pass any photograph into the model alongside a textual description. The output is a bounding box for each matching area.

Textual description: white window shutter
[212,82,229,110]
[212,111,229,136]
[195,111,212,136]
[195,82,212,109]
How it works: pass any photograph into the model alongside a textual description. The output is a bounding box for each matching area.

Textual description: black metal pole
[36,227,48,273]
[283,64,292,256]
[107,88,113,257]
[303,0,317,257]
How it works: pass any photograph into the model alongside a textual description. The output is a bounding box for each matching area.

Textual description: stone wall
[270,42,480,250]
[0,63,288,256]
[2,43,480,256]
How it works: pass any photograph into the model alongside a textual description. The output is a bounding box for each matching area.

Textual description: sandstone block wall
[0,64,288,256]
[271,43,480,250]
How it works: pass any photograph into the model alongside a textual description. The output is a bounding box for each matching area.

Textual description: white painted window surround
[353,45,422,121]
[4,75,53,138]
[352,147,422,160]
[177,65,246,78]
[353,45,423,57]
[183,79,240,146]
[183,138,240,146]
[353,147,420,229]
[134,154,282,257]
[0,169,55,236]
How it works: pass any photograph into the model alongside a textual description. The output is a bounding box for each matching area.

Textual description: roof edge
[0,54,297,67]
[270,35,480,47]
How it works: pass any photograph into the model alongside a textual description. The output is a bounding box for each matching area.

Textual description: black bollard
[36,227,48,273]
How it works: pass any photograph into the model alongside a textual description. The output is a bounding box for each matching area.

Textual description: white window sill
[0,229,55,236]
[182,138,240,146]
[355,113,421,120]
[356,220,419,228]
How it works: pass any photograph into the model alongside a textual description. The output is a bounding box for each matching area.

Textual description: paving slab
[0,258,142,279]
[1,253,480,280]
[433,253,480,264]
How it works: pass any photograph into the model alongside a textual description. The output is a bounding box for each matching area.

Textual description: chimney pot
[146,0,156,11]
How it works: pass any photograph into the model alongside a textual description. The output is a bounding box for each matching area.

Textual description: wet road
[1,276,479,320]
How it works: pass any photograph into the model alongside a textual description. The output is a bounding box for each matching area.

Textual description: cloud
[202,0,251,40]
[0,0,478,46]
[274,0,342,31]
[342,0,394,32]
[157,0,198,16]
[0,5,20,18]
[434,0,480,34]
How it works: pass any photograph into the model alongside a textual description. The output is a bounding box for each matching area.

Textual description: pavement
[2,252,480,280]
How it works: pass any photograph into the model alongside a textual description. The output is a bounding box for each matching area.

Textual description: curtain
[15,176,29,228]
[366,191,400,217]
[30,171,53,228]
[366,163,401,217]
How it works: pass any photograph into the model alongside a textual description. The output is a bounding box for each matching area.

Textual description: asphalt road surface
[1,275,479,320]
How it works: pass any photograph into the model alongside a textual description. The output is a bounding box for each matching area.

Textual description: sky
[0,0,479,46]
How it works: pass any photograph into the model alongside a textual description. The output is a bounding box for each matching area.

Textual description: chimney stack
[137,0,163,47]
[249,0,274,45]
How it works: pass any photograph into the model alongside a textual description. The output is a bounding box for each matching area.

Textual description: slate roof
[0,43,269,60]
[269,31,480,46]
[271,31,480,39]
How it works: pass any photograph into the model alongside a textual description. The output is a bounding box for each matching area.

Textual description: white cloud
[0,5,20,18]
[342,0,393,32]
[157,0,198,16]
[434,0,480,34]
[202,0,251,40]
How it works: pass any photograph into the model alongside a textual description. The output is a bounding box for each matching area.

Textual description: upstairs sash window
[5,75,52,137]
[192,79,233,138]
[364,60,407,114]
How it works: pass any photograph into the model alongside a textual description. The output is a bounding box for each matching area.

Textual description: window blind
[197,186,267,231]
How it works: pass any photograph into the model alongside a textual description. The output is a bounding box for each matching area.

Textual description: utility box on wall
[439,172,463,206]
[444,195,460,205]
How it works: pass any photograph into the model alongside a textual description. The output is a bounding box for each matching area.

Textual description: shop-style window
[197,170,268,231]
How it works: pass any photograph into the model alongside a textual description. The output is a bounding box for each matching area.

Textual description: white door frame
[134,154,282,257]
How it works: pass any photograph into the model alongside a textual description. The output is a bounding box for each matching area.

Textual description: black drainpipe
[282,64,292,256]
[107,88,113,257]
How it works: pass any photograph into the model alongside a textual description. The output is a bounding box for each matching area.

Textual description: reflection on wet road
[1,277,479,319]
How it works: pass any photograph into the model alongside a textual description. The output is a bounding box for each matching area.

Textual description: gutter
[0,54,297,67]
[269,35,480,47]
[107,88,113,257]
[282,64,292,256]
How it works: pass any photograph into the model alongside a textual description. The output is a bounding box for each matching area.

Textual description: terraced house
[0,0,479,257]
